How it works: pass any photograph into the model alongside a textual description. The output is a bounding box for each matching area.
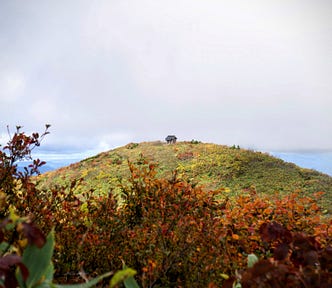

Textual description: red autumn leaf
[274,243,289,261]
[22,222,46,248]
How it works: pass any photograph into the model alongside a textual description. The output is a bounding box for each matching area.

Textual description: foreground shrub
[0,213,140,288]
[0,125,50,217]
[228,222,332,288]
[33,159,331,287]
[0,126,139,287]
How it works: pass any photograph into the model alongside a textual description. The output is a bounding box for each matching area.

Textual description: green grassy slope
[38,141,332,210]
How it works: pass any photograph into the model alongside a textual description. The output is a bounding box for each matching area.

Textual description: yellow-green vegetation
[37,141,332,211]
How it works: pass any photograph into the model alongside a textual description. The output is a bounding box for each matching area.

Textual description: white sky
[1,0,332,156]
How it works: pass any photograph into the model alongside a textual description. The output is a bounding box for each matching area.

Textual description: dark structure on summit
[165,135,177,144]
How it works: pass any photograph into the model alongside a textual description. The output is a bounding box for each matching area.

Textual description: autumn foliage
[1,127,332,287]
[27,158,332,286]
[236,222,332,287]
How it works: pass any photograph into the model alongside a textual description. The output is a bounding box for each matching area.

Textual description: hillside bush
[37,142,332,210]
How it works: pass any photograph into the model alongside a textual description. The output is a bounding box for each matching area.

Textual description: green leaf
[25,260,55,287]
[19,229,55,288]
[44,261,55,282]
[110,268,138,288]
[54,272,112,288]
[123,274,140,288]
[247,253,259,268]
[0,242,9,253]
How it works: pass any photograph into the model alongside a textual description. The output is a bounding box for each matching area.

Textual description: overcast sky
[1,0,332,159]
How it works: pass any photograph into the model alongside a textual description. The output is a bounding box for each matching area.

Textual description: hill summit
[38,141,332,210]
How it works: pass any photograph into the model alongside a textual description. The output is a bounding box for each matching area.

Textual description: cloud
[0,0,331,155]
[0,70,25,102]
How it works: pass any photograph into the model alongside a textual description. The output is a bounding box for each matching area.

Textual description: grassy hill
[38,141,332,211]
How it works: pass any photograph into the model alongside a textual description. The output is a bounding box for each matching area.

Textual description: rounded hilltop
[38,141,332,211]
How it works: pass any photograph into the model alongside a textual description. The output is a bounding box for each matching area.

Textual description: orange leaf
[232,234,240,240]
